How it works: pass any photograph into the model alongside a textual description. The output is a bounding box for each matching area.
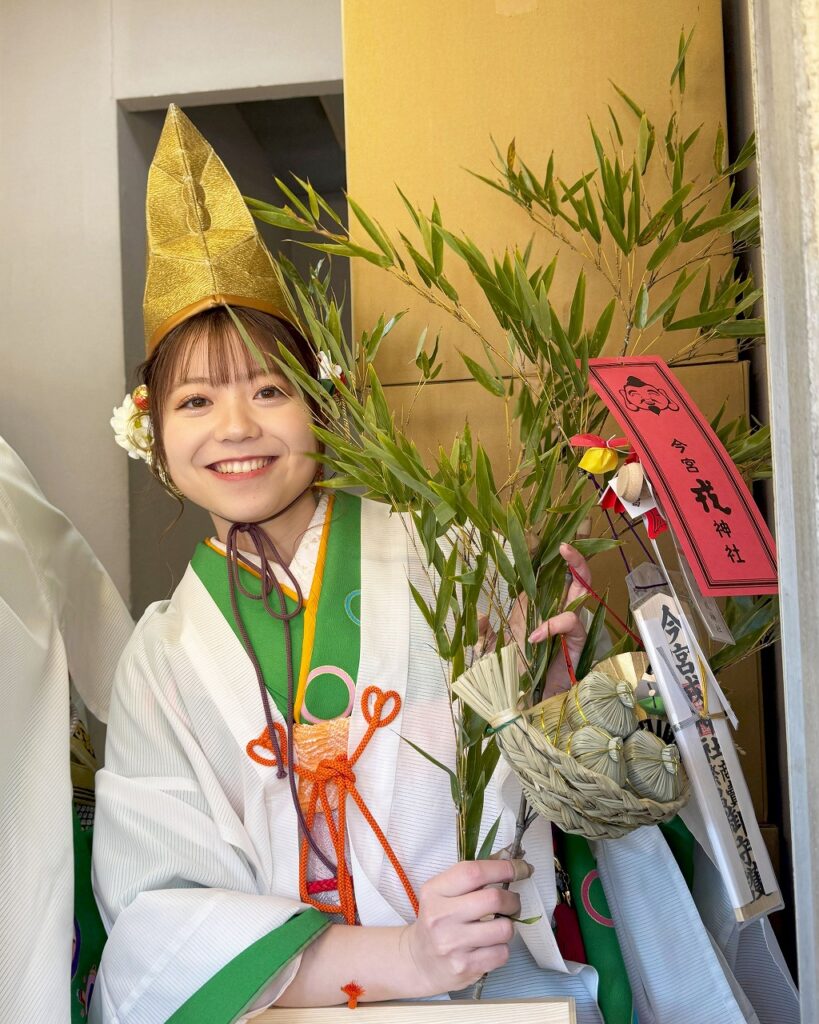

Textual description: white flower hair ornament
[110,385,154,462]
[317,351,347,394]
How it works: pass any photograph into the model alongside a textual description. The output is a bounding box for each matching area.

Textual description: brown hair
[137,305,319,493]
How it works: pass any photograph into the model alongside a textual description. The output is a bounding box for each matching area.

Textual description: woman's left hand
[529,543,592,697]
[475,542,592,698]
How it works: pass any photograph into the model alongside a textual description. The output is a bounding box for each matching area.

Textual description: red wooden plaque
[587,356,777,596]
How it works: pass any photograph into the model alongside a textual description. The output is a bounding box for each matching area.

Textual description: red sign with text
[587,357,777,596]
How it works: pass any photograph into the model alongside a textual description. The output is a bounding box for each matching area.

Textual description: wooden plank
[256,998,575,1023]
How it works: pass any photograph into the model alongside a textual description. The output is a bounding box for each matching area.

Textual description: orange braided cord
[296,687,419,923]
[246,722,288,767]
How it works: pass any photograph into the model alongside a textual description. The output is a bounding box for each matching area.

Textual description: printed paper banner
[628,583,781,920]
[587,357,777,596]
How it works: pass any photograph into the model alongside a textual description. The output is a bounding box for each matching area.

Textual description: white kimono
[0,437,133,1024]
[89,497,797,1024]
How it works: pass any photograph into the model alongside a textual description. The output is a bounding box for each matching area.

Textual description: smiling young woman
[140,306,321,562]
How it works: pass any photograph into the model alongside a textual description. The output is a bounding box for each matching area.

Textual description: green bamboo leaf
[431,200,444,276]
[683,125,702,152]
[610,82,645,119]
[646,223,685,272]
[671,27,696,91]
[713,125,726,175]
[725,133,756,175]
[568,272,586,345]
[224,304,267,371]
[575,598,608,680]
[399,234,436,284]
[476,814,503,860]
[460,352,506,397]
[637,115,650,173]
[713,318,766,337]
[601,203,630,254]
[628,161,641,246]
[638,183,693,245]
[549,307,584,392]
[572,537,623,558]
[250,207,315,232]
[347,196,395,259]
[699,267,712,311]
[507,507,537,601]
[635,283,650,329]
[581,176,602,242]
[666,308,737,331]
[396,185,422,229]
[591,298,616,355]
[304,240,391,268]
[274,177,315,222]
[682,206,758,242]
[292,176,344,226]
[608,105,624,146]
[645,268,702,328]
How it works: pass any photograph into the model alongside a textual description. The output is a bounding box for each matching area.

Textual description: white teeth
[212,457,273,475]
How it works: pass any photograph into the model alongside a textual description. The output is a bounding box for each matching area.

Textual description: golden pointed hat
[143,104,300,354]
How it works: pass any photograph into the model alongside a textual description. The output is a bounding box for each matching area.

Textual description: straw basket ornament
[452,645,689,840]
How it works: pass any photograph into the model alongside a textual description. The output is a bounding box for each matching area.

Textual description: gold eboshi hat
[143,104,300,355]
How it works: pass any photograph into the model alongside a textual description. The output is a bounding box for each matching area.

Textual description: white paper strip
[628,582,780,922]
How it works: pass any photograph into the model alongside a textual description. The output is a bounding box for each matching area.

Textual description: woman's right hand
[400,858,531,995]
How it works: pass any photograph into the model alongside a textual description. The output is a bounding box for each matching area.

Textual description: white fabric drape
[0,437,133,1024]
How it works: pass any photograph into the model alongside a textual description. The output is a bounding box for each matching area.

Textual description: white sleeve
[91,625,325,1024]
[0,437,132,721]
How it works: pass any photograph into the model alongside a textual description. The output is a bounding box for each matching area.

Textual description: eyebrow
[173,369,285,388]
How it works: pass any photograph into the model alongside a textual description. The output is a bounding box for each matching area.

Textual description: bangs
[164,318,283,391]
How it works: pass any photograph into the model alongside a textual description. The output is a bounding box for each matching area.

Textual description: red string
[568,565,643,647]
[560,635,578,686]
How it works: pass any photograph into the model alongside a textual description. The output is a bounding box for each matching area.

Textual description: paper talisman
[587,356,777,597]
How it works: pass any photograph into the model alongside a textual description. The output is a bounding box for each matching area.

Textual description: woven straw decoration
[452,646,689,840]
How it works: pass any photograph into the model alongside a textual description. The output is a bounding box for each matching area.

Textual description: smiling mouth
[208,456,276,476]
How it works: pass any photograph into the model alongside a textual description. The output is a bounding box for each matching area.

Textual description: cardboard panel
[345,0,733,386]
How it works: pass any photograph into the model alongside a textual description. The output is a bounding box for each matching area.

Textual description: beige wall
[112,0,343,108]
[345,0,731,387]
[0,0,343,600]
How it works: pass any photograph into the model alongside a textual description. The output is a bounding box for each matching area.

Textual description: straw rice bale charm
[452,645,690,840]
[564,726,627,787]
[624,730,685,803]
[529,668,639,743]
[564,670,639,737]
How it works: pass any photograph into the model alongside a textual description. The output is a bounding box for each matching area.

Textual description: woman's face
[161,335,318,531]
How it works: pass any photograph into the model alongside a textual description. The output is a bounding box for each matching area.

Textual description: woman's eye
[256,385,286,400]
[179,395,210,410]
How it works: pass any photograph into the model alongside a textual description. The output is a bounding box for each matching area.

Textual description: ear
[659,389,680,412]
[619,387,640,412]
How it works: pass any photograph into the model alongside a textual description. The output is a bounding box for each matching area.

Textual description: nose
[213,395,262,444]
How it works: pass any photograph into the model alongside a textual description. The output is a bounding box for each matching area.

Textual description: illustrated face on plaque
[618,376,681,416]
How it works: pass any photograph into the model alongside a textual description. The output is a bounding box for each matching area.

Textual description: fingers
[476,614,497,656]
[561,542,592,606]
[460,916,517,950]
[425,858,533,899]
[458,886,522,923]
[467,942,511,978]
[528,610,581,645]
